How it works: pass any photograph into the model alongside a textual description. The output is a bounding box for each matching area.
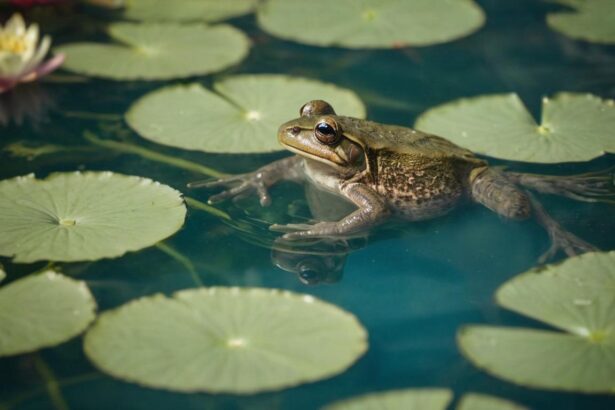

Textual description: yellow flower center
[0,34,28,54]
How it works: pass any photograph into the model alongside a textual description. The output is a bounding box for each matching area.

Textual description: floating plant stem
[33,354,70,410]
[84,131,225,177]
[62,111,122,121]
[184,196,231,220]
[154,242,202,287]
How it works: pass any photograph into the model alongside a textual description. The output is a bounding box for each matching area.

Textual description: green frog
[191,100,613,262]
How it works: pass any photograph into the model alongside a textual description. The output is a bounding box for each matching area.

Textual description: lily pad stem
[83,131,224,178]
[154,242,203,287]
[184,196,231,220]
[32,354,69,410]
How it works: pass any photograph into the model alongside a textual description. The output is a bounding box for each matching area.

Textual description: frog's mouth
[279,126,349,171]
[282,143,348,171]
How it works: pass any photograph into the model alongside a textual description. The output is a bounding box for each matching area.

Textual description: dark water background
[1,0,614,408]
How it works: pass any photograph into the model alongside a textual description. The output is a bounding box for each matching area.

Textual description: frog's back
[338,116,482,164]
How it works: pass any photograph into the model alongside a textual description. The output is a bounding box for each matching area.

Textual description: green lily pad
[0,266,5,283]
[457,393,528,410]
[126,75,366,153]
[322,389,452,410]
[121,0,257,23]
[257,0,485,48]
[323,389,525,410]
[84,287,367,393]
[56,22,249,80]
[415,92,615,163]
[458,251,615,393]
[547,0,615,44]
[0,270,96,357]
[0,172,186,263]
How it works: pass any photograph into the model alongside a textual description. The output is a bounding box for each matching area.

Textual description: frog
[191,100,613,262]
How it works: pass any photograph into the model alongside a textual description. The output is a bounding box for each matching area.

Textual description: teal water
[1,0,615,409]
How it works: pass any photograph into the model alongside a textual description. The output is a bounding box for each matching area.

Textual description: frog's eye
[300,100,336,117]
[315,118,341,145]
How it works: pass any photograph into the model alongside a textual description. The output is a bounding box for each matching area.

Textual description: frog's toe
[270,223,314,233]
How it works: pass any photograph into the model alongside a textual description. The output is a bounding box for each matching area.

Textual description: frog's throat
[282,144,349,173]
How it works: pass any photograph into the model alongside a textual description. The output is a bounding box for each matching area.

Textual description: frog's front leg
[188,156,304,206]
[272,182,390,240]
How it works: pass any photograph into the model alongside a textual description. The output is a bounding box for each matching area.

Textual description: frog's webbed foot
[532,197,598,264]
[506,168,615,204]
[189,173,272,206]
[188,156,304,207]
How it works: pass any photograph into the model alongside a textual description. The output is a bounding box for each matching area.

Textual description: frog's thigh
[337,182,390,233]
[469,167,531,220]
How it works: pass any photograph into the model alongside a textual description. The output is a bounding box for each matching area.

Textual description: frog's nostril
[290,126,301,135]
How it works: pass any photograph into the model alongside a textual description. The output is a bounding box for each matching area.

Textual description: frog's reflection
[271,184,367,284]
[271,237,362,285]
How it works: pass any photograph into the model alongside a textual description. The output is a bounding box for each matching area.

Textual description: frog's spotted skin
[195,100,614,262]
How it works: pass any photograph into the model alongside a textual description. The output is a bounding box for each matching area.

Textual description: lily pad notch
[458,251,615,393]
[415,92,615,163]
[56,22,249,80]
[126,74,366,154]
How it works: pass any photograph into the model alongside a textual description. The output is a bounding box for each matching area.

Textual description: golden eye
[314,119,340,145]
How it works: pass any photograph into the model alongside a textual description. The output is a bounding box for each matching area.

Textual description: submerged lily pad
[126,75,365,153]
[457,393,528,410]
[0,172,186,263]
[121,0,257,23]
[547,0,615,44]
[56,22,249,80]
[323,389,452,410]
[257,0,485,48]
[0,271,96,357]
[415,92,615,163]
[84,287,367,393]
[458,251,615,393]
[323,389,525,410]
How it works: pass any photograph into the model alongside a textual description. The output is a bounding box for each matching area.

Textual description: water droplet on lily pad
[257,0,485,48]
[0,172,186,263]
[322,388,453,410]
[126,74,365,153]
[84,287,367,393]
[415,92,615,163]
[0,270,96,357]
[458,251,615,393]
[56,22,249,80]
[457,393,528,410]
[121,0,257,23]
[547,0,615,44]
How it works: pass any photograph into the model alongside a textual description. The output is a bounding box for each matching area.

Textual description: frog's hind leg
[530,195,596,263]
[469,167,596,262]
[505,168,615,204]
[469,167,532,220]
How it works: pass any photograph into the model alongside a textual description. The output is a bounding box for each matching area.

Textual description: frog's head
[278,100,365,173]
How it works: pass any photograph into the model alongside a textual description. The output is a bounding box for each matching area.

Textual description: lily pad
[84,287,367,393]
[457,393,528,410]
[0,270,96,357]
[126,75,365,153]
[257,0,485,48]
[322,389,452,410]
[0,266,5,282]
[121,0,257,23]
[458,251,615,393]
[56,22,249,80]
[415,92,615,163]
[0,172,186,263]
[547,0,615,44]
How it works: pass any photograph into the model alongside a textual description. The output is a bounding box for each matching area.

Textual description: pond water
[1,0,614,409]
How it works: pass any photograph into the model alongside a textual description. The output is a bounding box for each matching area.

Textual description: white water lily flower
[0,13,64,93]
